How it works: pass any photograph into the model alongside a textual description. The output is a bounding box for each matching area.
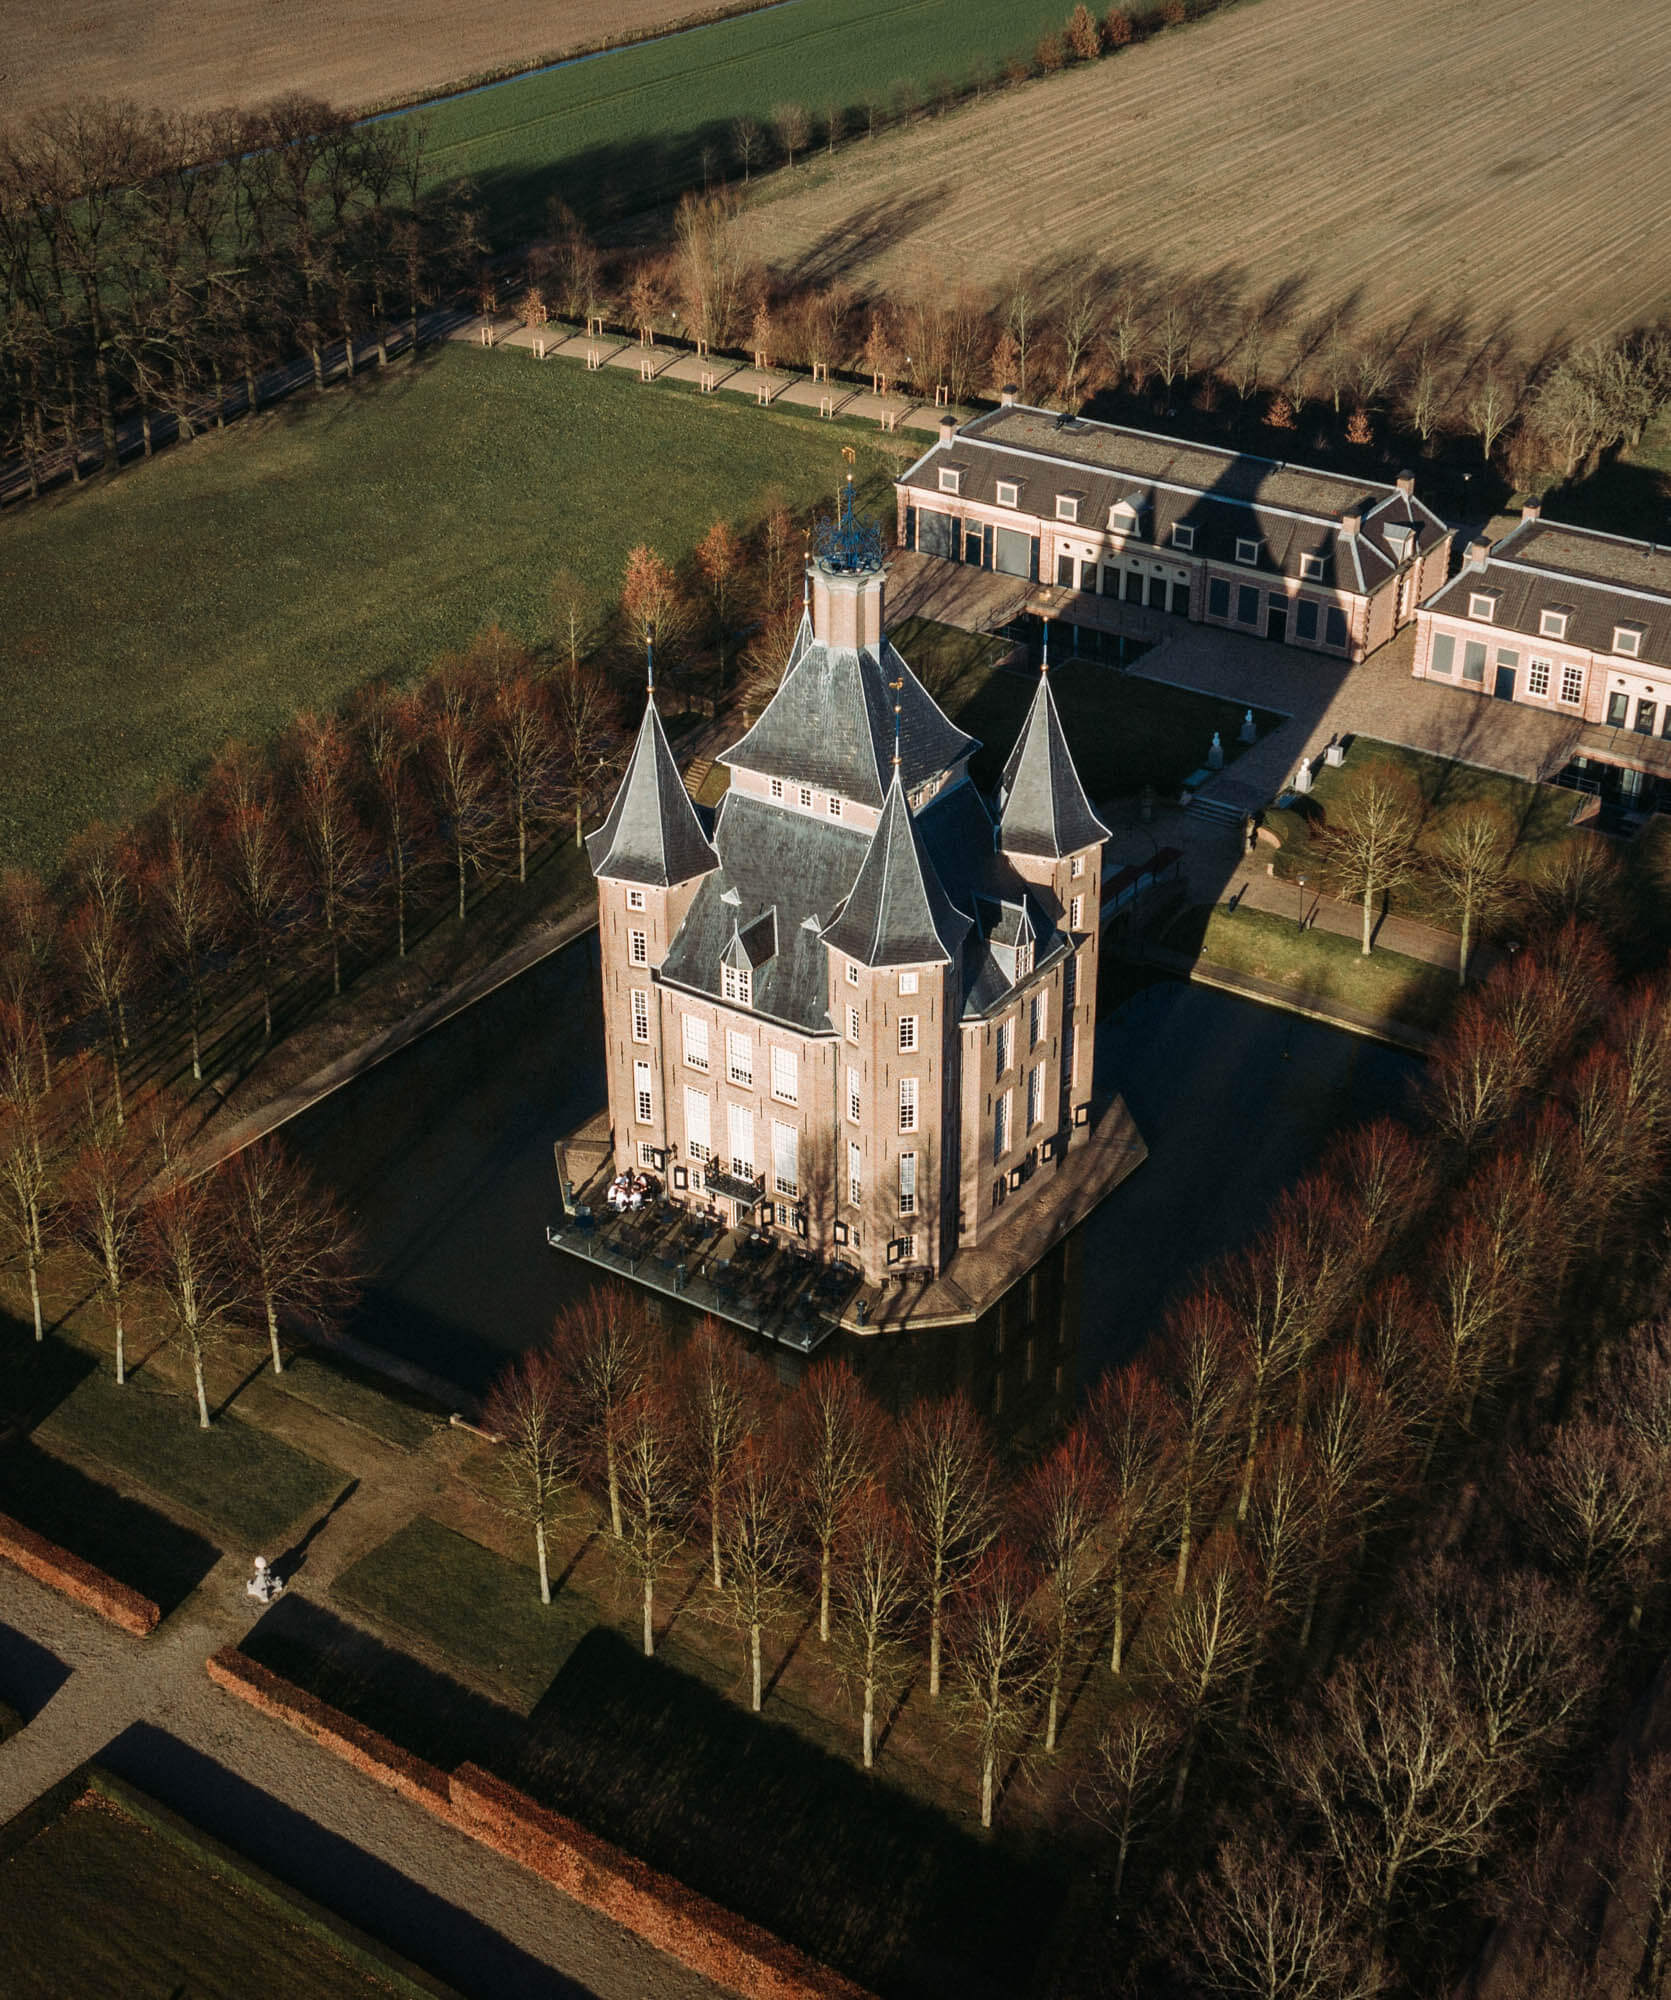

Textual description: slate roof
[722,631,976,808]
[587,696,719,887]
[821,773,972,969]
[1424,518,1671,672]
[999,671,1112,859]
[900,405,1449,593]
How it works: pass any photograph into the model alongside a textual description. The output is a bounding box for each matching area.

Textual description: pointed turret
[998,667,1110,860]
[822,771,970,967]
[586,695,719,887]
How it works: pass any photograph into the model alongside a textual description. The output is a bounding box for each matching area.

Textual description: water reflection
[281,936,1418,1419]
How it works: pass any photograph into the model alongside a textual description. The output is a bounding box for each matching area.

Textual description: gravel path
[0,1535,725,2000]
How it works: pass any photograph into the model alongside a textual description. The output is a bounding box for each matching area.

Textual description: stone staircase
[683,754,715,799]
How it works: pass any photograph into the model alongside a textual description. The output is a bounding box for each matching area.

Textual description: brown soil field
[752,0,1671,357]
[0,0,758,122]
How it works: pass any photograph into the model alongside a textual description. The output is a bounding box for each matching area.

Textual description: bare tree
[142,1167,245,1428]
[771,103,810,170]
[552,651,617,851]
[1221,1217,1329,1523]
[715,1431,797,1711]
[147,794,222,1081]
[1299,1347,1409,1651]
[556,1285,647,1539]
[289,712,372,996]
[730,115,763,183]
[488,673,558,884]
[674,1319,766,1590]
[833,1481,915,1769]
[897,1391,999,1697]
[1074,1700,1178,1896]
[696,516,745,686]
[1162,1551,1257,1814]
[1430,806,1512,985]
[65,1071,152,1382]
[1159,1291,1240,1594]
[1424,1000,1536,1154]
[224,1135,357,1375]
[1511,1415,1666,1628]
[1465,366,1523,464]
[1016,1426,1107,1750]
[783,1356,889,1642]
[620,543,693,667]
[483,1341,573,1604]
[353,684,430,957]
[0,1090,53,1341]
[62,827,142,1122]
[1169,1826,1376,2000]
[952,1545,1042,1828]
[1087,1361,1175,1671]
[209,746,300,1040]
[1318,768,1422,956]
[614,1380,686,1655]
[425,661,502,923]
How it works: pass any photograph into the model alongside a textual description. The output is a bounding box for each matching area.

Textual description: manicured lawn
[0,345,895,873]
[414,0,1099,239]
[1164,903,1458,1033]
[0,1779,419,1999]
[36,1366,344,1549]
[1263,735,1591,926]
[274,1352,446,1454]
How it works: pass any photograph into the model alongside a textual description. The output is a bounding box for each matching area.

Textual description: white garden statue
[246,1555,285,1605]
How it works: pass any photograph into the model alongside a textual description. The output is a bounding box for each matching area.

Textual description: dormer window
[1056,494,1081,524]
[1171,524,1196,552]
[938,465,962,495]
[996,479,1019,508]
[1109,500,1142,539]
[1301,553,1328,582]
[722,963,752,1008]
[1468,591,1498,621]
[1235,537,1262,567]
[1540,607,1570,640]
[1615,624,1646,658]
[1015,940,1034,979]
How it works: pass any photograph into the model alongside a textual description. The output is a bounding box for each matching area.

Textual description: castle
[584,492,1138,1317]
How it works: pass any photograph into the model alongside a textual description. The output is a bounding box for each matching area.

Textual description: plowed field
[751,0,1671,353]
[0,0,749,121]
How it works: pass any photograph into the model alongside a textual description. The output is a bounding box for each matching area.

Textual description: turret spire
[646,639,655,693]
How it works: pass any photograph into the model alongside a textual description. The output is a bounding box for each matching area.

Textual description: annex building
[895,403,1451,665]
[577,499,1143,1350]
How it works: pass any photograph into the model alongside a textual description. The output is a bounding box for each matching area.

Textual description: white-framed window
[994,1089,1011,1161]
[899,1076,919,1132]
[626,888,646,911]
[996,1020,1013,1075]
[770,1045,797,1103]
[828,795,843,818]
[1069,894,1084,931]
[895,1233,917,1264]
[630,989,650,1043]
[1540,608,1569,640]
[721,963,751,1007]
[1029,991,1047,1050]
[1070,854,1085,879]
[798,784,813,809]
[899,1151,917,1216]
[1561,663,1584,706]
[938,466,961,494]
[1527,657,1552,698]
[1016,940,1034,979]
[996,479,1019,508]
[772,1120,799,1197]
[847,1067,861,1123]
[846,961,860,986]
[1235,537,1261,566]
[898,1015,918,1052]
[1615,625,1645,658]
[847,1141,862,1205]
[1468,591,1497,621]
[846,1005,861,1042]
[634,1141,656,1168]
[1064,953,1078,1007]
[727,1102,754,1179]
[1056,494,1080,523]
[683,1014,709,1071]
[629,928,648,966]
[1300,552,1327,582]
[898,971,919,995]
[633,1060,653,1125]
[684,1086,710,1161]
[1027,1062,1045,1130]
[1171,523,1195,552]
[726,1029,752,1086]
[769,777,784,800]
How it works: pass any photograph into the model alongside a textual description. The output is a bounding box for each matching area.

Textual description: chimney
[812,563,885,652]
[938,413,957,446]
[1000,383,1018,408]
[1339,511,1362,538]
[1465,536,1491,571]
[1396,469,1415,498]
[1522,496,1543,524]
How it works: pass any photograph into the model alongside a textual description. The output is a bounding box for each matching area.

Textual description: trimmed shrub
[0,1511,159,1636]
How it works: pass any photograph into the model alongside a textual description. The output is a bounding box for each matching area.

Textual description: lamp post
[1296,874,1307,930]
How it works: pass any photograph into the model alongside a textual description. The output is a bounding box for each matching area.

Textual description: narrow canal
[280,929,1418,1402]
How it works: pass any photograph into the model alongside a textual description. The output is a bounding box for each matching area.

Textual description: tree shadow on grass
[243,1598,1061,2000]
[0,1320,96,1439]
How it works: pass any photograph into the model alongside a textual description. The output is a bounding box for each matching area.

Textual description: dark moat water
[280,934,1418,1401]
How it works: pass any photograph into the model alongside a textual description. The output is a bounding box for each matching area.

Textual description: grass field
[1165,902,1457,1032]
[1548,409,1671,543]
[751,0,1671,357]
[273,1352,446,1454]
[0,345,893,874]
[0,1776,428,1999]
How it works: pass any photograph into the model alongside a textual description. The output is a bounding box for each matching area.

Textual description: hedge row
[207,1646,875,2000]
[0,1510,159,1636]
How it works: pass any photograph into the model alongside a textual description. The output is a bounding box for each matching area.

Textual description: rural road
[0,1551,727,2000]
